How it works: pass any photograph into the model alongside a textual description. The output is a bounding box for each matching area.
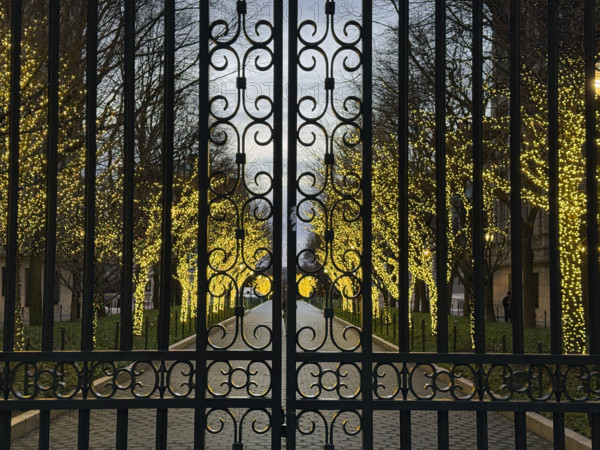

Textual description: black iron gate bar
[1,0,600,449]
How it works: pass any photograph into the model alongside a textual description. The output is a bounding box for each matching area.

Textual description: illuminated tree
[0,6,84,337]
[485,57,594,353]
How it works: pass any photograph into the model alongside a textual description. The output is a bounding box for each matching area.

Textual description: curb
[326,308,591,450]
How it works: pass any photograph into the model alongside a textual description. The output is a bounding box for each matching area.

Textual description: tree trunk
[414,278,426,312]
[484,269,495,322]
[463,290,473,319]
[522,220,537,328]
[93,291,105,318]
[70,272,81,321]
[170,275,182,306]
[28,255,44,326]
[152,265,160,309]
[422,282,430,313]
[70,290,80,321]
[446,273,455,318]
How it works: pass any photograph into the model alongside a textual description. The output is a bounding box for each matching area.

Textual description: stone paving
[12,301,551,449]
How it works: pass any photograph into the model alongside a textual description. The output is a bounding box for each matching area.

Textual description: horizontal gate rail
[2,399,600,414]
[2,351,600,365]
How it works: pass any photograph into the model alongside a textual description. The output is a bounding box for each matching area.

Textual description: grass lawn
[1,297,266,351]
[2,305,231,351]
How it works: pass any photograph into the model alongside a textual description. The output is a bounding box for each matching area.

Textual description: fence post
[115,321,120,350]
[544,310,547,329]
[144,317,149,349]
[501,334,507,377]
[393,313,396,340]
[60,304,62,322]
[496,305,499,322]
[537,342,543,394]
[421,319,425,352]
[60,327,66,350]
[411,318,414,350]
[174,313,178,337]
[453,321,458,352]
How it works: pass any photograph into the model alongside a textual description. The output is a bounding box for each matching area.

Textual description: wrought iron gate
[1,0,600,448]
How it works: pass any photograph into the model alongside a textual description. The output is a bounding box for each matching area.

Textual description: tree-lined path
[13,302,550,449]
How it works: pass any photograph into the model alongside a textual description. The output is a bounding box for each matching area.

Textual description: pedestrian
[502,291,512,323]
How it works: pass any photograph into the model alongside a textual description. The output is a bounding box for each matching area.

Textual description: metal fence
[1,0,599,449]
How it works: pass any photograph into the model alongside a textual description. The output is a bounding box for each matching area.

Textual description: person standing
[502,291,512,323]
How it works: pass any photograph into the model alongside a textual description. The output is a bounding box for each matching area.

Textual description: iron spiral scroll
[294,0,364,353]
[206,0,275,352]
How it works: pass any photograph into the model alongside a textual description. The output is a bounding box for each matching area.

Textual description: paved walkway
[13,301,551,449]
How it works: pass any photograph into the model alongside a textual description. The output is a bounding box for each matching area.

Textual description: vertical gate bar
[115,0,136,447]
[272,0,284,447]
[0,0,17,432]
[361,0,374,447]
[156,1,176,447]
[398,0,411,448]
[434,0,448,351]
[472,1,487,448]
[42,0,60,354]
[509,0,524,355]
[547,1,565,448]
[77,410,90,450]
[0,412,10,447]
[471,0,485,360]
[584,0,599,354]
[83,0,98,382]
[547,0,562,359]
[2,0,21,354]
[121,0,136,360]
[584,0,600,447]
[434,1,449,448]
[40,0,61,446]
[158,0,175,353]
[509,0,526,447]
[286,0,298,447]
[194,0,210,446]
[39,412,51,449]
